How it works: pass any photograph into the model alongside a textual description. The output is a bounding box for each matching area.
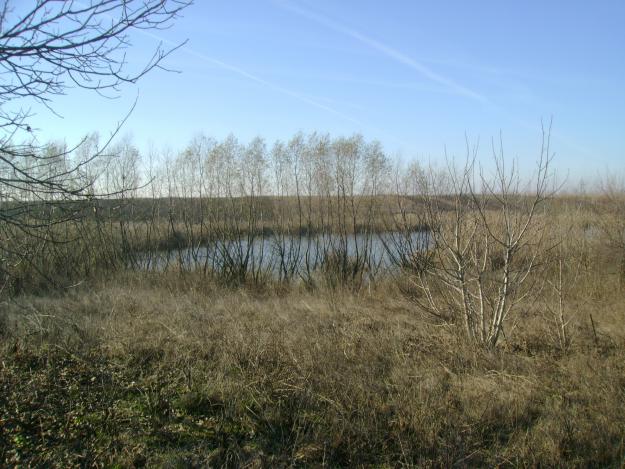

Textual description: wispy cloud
[274,2,594,157]
[137,30,412,148]
[142,4,589,158]
[74,0,366,127]
[139,30,365,126]
[275,1,490,104]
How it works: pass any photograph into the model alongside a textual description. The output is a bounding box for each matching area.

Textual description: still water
[137,230,430,278]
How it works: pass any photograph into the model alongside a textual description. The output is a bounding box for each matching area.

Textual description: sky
[23,0,625,182]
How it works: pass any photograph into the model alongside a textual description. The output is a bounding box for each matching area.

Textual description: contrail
[275,2,595,157]
[138,29,414,147]
[276,1,490,104]
[72,0,366,126]
[73,1,592,158]
[140,30,365,126]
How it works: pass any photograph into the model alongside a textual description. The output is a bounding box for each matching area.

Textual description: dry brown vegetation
[1,251,624,467]
[2,132,625,466]
[1,2,620,463]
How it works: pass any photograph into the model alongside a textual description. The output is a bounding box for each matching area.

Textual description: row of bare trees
[98,132,395,288]
[4,126,581,348]
[4,126,625,350]
[5,126,553,343]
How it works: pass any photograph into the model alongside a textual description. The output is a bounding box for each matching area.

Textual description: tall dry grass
[1,264,624,466]
[2,131,625,465]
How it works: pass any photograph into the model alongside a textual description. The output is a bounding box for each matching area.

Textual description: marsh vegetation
[5,0,624,466]
[2,129,625,467]
[2,0,623,466]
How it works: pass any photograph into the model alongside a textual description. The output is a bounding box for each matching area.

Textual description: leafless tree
[0,0,191,227]
[405,126,557,347]
[0,0,191,291]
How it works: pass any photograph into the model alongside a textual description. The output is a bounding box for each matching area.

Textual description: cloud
[139,30,365,127]
[275,3,594,157]
[276,1,490,104]
[73,0,366,126]
[136,29,411,147]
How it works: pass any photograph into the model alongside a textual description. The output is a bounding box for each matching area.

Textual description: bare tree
[0,0,191,291]
[0,0,191,225]
[407,126,557,347]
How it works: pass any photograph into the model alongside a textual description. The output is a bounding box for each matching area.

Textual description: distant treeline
[1,132,624,331]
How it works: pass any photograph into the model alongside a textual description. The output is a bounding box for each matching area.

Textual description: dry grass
[2,260,625,467]
[1,196,625,466]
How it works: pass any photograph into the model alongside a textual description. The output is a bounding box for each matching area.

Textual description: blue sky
[27,0,625,180]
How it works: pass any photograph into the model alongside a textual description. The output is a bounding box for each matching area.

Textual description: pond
[135,230,431,279]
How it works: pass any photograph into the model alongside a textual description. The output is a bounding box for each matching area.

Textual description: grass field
[1,1,623,467]
[2,236,625,467]
[2,187,625,467]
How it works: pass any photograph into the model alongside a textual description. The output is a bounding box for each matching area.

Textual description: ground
[1,272,624,467]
